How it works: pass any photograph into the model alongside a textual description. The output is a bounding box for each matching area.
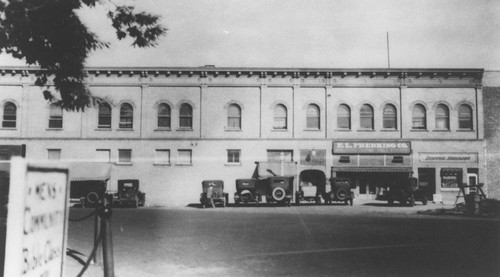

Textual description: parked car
[263,176,294,206]
[112,179,146,208]
[324,177,354,206]
[295,170,326,205]
[387,177,427,206]
[200,180,228,208]
[234,179,262,206]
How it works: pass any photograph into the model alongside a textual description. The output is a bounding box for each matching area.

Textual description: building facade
[0,66,488,206]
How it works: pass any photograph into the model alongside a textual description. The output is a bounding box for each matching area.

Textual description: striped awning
[333,167,413,173]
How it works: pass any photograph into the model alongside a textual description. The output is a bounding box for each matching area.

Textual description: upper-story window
[435,104,449,130]
[179,103,193,129]
[273,104,287,130]
[458,104,473,130]
[337,104,351,129]
[98,103,112,129]
[360,104,374,129]
[119,103,133,129]
[2,102,17,128]
[306,104,320,129]
[227,104,241,129]
[157,103,171,129]
[412,104,426,130]
[383,104,397,129]
[48,104,63,129]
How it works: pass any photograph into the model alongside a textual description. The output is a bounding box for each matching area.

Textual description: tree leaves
[0,0,166,111]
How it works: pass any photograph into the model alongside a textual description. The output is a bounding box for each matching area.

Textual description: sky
[1,0,500,69]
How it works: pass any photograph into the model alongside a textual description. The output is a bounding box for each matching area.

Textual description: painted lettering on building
[332,141,412,154]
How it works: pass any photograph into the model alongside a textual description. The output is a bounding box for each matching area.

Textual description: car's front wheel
[272,187,286,202]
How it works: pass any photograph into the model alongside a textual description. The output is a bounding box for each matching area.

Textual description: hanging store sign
[333,141,411,154]
[419,153,478,163]
[4,158,69,277]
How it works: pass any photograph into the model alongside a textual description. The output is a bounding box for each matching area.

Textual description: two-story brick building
[0,66,488,206]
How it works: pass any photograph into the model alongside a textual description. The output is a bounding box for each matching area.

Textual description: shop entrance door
[418,168,435,201]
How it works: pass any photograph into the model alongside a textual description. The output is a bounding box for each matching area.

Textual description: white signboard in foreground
[4,158,69,277]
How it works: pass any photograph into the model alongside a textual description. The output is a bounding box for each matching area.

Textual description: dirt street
[65,202,500,277]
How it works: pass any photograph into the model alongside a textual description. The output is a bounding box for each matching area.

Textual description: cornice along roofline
[0,66,484,84]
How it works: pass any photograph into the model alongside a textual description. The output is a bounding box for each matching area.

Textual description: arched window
[48,104,63,128]
[2,102,17,128]
[119,103,133,129]
[227,104,241,129]
[157,103,171,128]
[458,104,473,130]
[306,104,320,129]
[435,104,449,130]
[360,104,374,129]
[412,104,426,130]
[273,104,287,129]
[179,103,193,129]
[337,104,351,129]
[383,104,397,129]
[98,103,112,128]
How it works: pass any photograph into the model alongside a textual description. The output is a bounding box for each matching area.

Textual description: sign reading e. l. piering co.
[4,158,69,277]
[333,141,412,154]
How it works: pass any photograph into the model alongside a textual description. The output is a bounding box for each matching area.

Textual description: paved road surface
[65,203,500,277]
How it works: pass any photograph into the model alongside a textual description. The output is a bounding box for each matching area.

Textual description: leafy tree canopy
[0,0,167,111]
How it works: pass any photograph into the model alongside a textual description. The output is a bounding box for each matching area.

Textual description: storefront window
[441,168,462,189]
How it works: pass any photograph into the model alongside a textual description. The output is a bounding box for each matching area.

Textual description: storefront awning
[65,162,112,182]
[333,167,413,173]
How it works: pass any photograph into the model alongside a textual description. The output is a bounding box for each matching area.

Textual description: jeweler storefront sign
[333,141,412,154]
[4,158,69,277]
[419,153,478,163]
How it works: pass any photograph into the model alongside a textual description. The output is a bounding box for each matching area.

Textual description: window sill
[432,130,451,132]
[95,128,112,131]
[0,128,17,131]
[153,163,171,166]
[225,128,242,132]
[357,129,375,132]
[117,128,134,131]
[46,128,63,131]
[380,129,398,132]
[154,128,172,132]
[225,163,241,166]
[456,129,475,132]
[304,128,321,132]
[271,128,288,132]
[176,128,193,132]
[441,188,459,191]
[410,129,428,132]
[335,128,351,132]
[116,162,133,166]
[175,164,193,166]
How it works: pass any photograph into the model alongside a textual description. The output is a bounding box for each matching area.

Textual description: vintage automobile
[295,170,326,205]
[263,176,294,206]
[387,177,428,206]
[234,179,262,206]
[200,180,228,208]
[324,177,354,206]
[112,179,146,208]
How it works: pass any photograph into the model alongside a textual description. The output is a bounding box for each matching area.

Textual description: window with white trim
[48,104,63,128]
[96,149,111,163]
[177,149,192,165]
[227,149,241,164]
[2,102,16,128]
[47,149,61,160]
[155,149,170,165]
[118,149,132,164]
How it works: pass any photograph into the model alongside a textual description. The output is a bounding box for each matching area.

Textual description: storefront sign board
[333,141,412,154]
[419,153,478,163]
[3,158,69,277]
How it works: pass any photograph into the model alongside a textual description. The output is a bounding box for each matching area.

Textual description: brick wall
[484,87,500,199]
